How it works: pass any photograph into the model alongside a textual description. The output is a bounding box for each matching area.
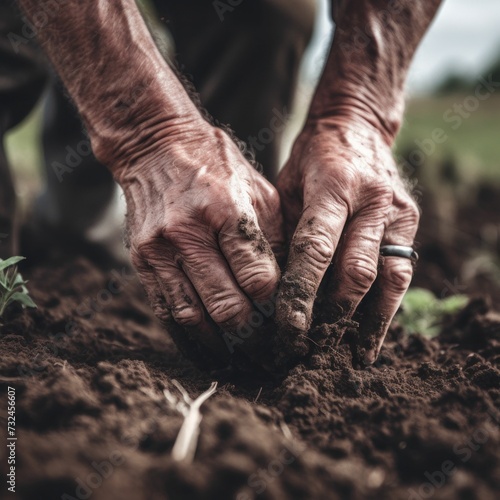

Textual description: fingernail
[363,349,377,366]
[289,310,307,331]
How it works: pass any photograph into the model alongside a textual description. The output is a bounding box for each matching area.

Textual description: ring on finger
[379,244,418,263]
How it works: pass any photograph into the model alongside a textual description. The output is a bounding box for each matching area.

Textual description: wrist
[89,93,208,183]
[104,120,227,187]
[290,114,395,181]
[307,90,404,146]
[308,0,443,145]
[301,111,388,146]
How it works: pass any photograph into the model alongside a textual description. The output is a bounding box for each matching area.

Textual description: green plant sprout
[0,256,37,318]
[398,287,468,337]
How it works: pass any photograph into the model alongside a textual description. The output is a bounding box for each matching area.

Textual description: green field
[396,93,500,184]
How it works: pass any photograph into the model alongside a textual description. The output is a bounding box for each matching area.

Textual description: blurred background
[5,0,500,304]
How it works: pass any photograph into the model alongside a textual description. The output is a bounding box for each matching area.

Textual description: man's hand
[14,0,284,365]
[275,0,442,366]
[276,116,419,365]
[16,0,442,367]
[120,124,284,364]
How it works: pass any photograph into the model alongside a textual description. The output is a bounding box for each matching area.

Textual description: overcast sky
[306,0,500,95]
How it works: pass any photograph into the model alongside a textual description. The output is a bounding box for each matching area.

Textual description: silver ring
[380,245,419,262]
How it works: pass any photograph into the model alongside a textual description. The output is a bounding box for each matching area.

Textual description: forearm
[17,0,204,174]
[308,0,443,143]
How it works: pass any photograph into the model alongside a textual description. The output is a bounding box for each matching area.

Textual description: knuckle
[238,265,279,300]
[367,180,393,206]
[129,248,144,269]
[153,304,172,325]
[147,294,171,324]
[266,187,282,213]
[343,256,378,290]
[329,165,360,192]
[136,236,159,259]
[171,305,203,327]
[293,236,334,265]
[161,228,186,248]
[130,249,155,283]
[401,198,421,227]
[159,213,196,242]
[383,260,413,293]
[205,294,248,328]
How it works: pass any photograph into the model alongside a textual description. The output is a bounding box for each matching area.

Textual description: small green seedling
[398,287,467,337]
[0,256,37,318]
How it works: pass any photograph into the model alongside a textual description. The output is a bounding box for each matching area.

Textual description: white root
[164,381,218,463]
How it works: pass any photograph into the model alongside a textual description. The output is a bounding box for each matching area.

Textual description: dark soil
[412,179,500,309]
[1,177,499,500]
[0,238,499,500]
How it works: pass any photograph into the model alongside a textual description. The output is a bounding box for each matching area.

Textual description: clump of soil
[237,215,275,258]
[1,239,499,500]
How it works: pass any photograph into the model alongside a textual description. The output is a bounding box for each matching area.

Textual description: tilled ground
[0,240,499,500]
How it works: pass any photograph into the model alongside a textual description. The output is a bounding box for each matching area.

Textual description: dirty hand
[272,0,442,366]
[276,116,419,365]
[14,0,285,366]
[120,124,284,363]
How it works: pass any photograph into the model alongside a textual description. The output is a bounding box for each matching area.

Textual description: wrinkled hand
[118,125,284,365]
[276,117,419,366]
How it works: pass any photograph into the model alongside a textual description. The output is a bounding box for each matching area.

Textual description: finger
[325,205,388,331]
[154,258,233,363]
[276,170,303,241]
[276,192,349,355]
[355,202,420,366]
[219,210,281,304]
[218,209,283,368]
[131,249,230,367]
[130,249,171,325]
[179,241,275,365]
[164,230,255,334]
[253,179,287,265]
[148,247,205,328]
[355,256,414,367]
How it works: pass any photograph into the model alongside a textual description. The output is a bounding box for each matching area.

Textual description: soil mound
[1,246,499,500]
